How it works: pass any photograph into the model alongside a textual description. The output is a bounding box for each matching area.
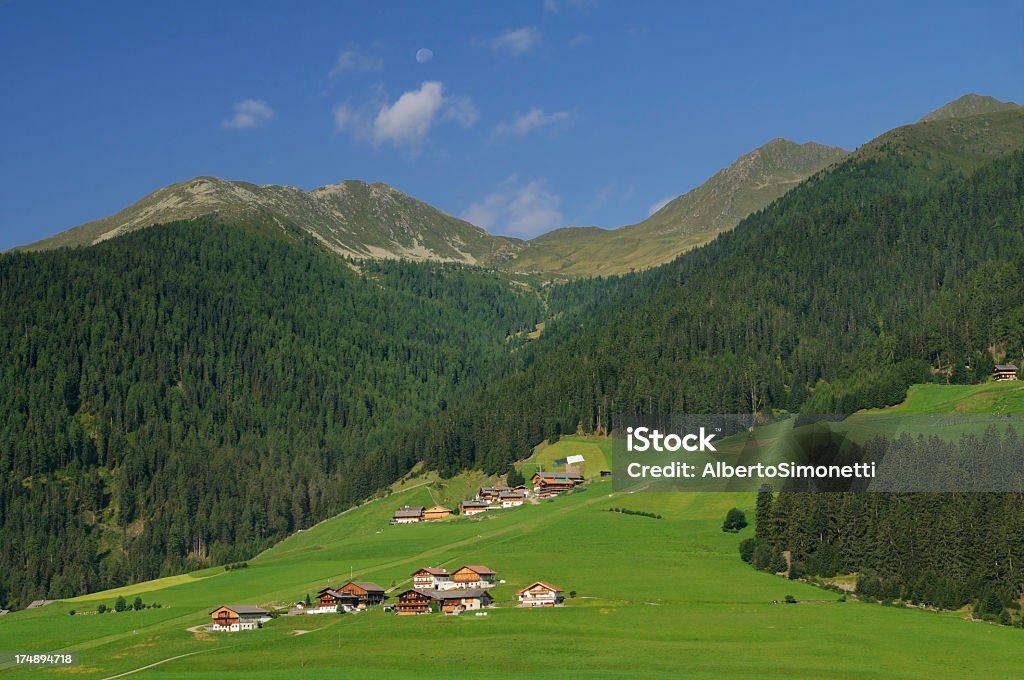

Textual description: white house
[412,567,452,590]
[516,581,565,607]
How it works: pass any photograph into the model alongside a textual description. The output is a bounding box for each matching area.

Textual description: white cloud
[443,95,479,128]
[373,81,445,146]
[331,103,373,141]
[543,0,559,12]
[415,48,434,63]
[569,32,591,48]
[220,99,275,129]
[494,108,572,137]
[488,27,541,56]
[330,49,383,76]
[648,195,676,215]
[463,177,563,237]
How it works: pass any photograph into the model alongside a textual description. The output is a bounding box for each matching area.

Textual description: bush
[68,609,76,616]
[784,595,797,604]
[722,508,748,532]
[133,596,144,611]
[115,596,127,612]
[608,507,661,519]
[97,603,107,614]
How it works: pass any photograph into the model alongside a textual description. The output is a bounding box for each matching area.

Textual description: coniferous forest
[0,222,541,607]
[1,143,1023,611]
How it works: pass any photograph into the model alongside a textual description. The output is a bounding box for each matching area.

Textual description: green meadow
[3,480,1023,677]
[3,385,1023,678]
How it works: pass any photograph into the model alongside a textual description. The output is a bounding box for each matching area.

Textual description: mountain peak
[919,94,1020,123]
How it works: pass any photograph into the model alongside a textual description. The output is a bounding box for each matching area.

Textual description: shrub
[722,508,748,532]
[115,596,127,612]
[784,595,797,604]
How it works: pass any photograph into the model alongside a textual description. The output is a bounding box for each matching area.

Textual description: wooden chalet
[316,586,359,613]
[412,567,451,590]
[393,506,425,524]
[477,486,507,502]
[209,604,270,631]
[516,581,565,607]
[396,588,493,616]
[423,504,453,521]
[396,588,434,615]
[461,499,490,516]
[337,581,386,607]
[499,491,526,508]
[531,471,584,498]
[451,565,497,588]
[994,364,1019,381]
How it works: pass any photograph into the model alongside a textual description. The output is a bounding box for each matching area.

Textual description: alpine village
[204,470,582,631]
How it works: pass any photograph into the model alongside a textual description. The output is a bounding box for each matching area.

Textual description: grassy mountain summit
[918,93,1020,122]
[508,139,848,276]
[21,176,525,265]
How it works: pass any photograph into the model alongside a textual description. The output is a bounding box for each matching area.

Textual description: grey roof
[499,491,525,499]
[462,500,489,508]
[408,588,492,601]
[26,600,55,609]
[345,581,385,593]
[0,609,10,615]
[393,506,425,518]
[995,364,1019,371]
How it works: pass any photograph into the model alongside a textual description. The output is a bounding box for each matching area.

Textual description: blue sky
[1,0,1022,249]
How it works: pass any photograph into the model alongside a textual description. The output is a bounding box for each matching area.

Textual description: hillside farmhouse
[531,471,584,498]
[451,565,497,589]
[396,588,493,615]
[412,567,451,590]
[423,504,453,521]
[461,500,489,516]
[209,605,271,631]
[517,581,565,607]
[337,581,386,608]
[315,587,359,613]
[499,491,526,507]
[393,506,425,523]
[994,364,1019,381]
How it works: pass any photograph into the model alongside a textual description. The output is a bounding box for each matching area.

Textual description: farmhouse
[209,605,271,631]
[451,565,497,589]
[396,588,434,615]
[461,500,489,516]
[477,486,506,502]
[315,587,359,613]
[412,567,452,590]
[499,491,526,507]
[396,588,493,615]
[531,471,584,498]
[393,506,425,523]
[517,581,565,607]
[423,504,453,521]
[994,364,1019,381]
[337,581,386,608]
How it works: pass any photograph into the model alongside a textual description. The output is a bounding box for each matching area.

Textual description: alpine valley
[2,94,1024,678]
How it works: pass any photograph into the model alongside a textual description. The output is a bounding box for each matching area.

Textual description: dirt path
[101,648,221,680]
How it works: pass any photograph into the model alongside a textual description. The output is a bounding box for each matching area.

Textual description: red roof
[516,581,563,595]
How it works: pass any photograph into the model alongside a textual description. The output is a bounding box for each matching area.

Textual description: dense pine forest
[406,150,1024,476]
[0,222,541,607]
[2,124,1022,611]
[748,483,1024,623]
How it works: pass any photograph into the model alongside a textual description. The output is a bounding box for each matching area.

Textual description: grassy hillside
[509,139,848,277]
[865,380,1024,414]
[3,477,1023,678]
